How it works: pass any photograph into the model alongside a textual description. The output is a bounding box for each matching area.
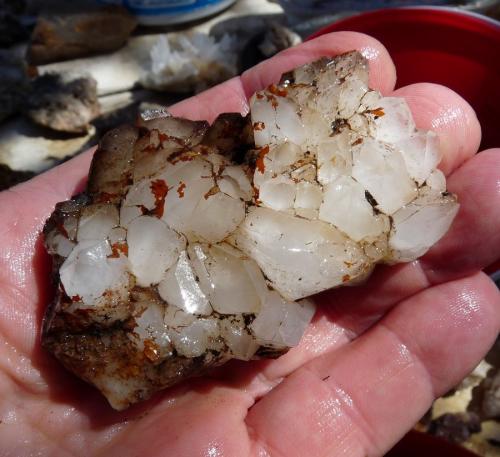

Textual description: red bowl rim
[308,6,500,41]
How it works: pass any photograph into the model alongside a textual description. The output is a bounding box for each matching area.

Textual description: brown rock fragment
[26,73,100,133]
[469,368,500,420]
[428,413,482,444]
[27,6,137,65]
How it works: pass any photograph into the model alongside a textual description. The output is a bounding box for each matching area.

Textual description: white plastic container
[101,0,237,25]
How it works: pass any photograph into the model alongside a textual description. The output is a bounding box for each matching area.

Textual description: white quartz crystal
[158,250,212,316]
[77,204,119,242]
[319,176,388,242]
[142,32,238,93]
[389,189,459,261]
[127,216,185,287]
[230,207,369,300]
[60,239,129,306]
[250,294,315,347]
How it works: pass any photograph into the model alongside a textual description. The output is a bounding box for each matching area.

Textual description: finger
[167,76,248,122]
[247,272,500,457]
[240,31,397,98]
[392,83,481,175]
[422,148,500,282]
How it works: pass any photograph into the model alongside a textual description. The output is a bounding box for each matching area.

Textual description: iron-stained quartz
[43,52,458,409]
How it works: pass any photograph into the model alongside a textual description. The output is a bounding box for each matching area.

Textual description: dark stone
[0,163,34,191]
[0,18,30,119]
[27,6,136,65]
[0,12,28,47]
[469,367,500,420]
[26,73,100,133]
[428,412,481,444]
[0,75,29,123]
[0,0,28,48]
[239,23,301,72]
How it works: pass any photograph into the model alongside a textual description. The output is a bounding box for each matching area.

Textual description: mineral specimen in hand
[43,52,459,410]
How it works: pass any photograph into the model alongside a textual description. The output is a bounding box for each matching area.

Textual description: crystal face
[43,52,459,410]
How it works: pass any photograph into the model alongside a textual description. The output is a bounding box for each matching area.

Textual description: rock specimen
[26,73,100,134]
[43,52,459,410]
[142,32,238,93]
[27,6,137,65]
[470,368,500,421]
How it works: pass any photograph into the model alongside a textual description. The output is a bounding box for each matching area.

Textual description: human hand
[0,32,499,456]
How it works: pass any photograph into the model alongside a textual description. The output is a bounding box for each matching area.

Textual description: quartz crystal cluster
[143,32,238,93]
[43,52,459,409]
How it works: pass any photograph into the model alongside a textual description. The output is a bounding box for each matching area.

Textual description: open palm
[0,33,499,457]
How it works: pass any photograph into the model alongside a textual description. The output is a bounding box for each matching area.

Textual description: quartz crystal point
[43,52,459,409]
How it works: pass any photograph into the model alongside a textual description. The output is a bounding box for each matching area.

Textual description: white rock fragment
[221,165,254,201]
[108,227,127,244]
[220,316,259,361]
[119,205,142,228]
[259,175,296,211]
[45,232,76,258]
[426,169,447,192]
[397,130,442,185]
[143,32,238,93]
[131,302,171,357]
[123,178,156,210]
[188,190,245,242]
[169,317,220,358]
[294,181,322,218]
[188,243,262,315]
[317,130,352,185]
[251,91,305,147]
[371,97,416,143]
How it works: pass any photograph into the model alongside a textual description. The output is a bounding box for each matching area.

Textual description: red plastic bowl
[309,7,500,150]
